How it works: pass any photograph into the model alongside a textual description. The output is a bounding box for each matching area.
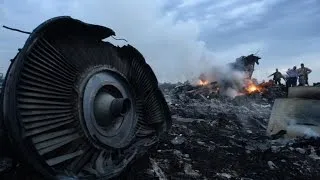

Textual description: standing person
[268,68,284,85]
[297,63,312,86]
[286,66,298,87]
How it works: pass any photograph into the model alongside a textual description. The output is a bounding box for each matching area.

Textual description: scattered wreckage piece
[313,82,320,87]
[229,54,261,79]
[267,87,320,138]
[0,16,171,179]
[288,86,320,99]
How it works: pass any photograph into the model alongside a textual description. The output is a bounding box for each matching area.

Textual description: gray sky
[1,0,320,83]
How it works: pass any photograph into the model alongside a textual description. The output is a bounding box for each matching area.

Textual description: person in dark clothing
[268,68,284,85]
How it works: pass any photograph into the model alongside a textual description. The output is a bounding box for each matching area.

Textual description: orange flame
[198,79,209,86]
[244,79,264,93]
[246,84,259,93]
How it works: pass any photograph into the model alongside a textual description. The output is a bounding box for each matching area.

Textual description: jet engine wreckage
[0,16,172,179]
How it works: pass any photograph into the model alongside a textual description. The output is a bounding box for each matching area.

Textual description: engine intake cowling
[0,16,171,179]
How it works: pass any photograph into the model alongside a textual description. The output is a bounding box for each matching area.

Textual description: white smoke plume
[0,0,217,83]
[0,1,261,85]
[191,64,248,98]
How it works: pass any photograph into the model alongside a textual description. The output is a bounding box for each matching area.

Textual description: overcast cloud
[0,0,319,83]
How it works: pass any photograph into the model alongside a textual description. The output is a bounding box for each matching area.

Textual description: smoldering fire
[195,66,266,97]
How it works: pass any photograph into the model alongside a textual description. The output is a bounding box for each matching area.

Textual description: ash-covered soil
[124,83,320,180]
[1,82,320,180]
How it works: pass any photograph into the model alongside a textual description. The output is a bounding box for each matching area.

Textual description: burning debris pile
[188,54,265,99]
[159,78,286,103]
[124,82,320,180]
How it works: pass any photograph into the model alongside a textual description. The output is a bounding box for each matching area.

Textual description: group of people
[268,63,312,88]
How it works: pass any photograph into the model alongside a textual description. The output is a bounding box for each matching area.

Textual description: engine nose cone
[93,90,131,129]
[110,98,131,116]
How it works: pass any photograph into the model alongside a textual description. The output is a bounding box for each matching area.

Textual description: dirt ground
[123,83,320,180]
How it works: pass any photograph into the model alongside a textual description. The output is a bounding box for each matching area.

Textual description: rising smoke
[1,0,253,88]
[0,0,218,83]
[193,64,248,98]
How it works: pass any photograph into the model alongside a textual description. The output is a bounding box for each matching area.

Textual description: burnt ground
[123,83,320,180]
[1,82,320,180]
